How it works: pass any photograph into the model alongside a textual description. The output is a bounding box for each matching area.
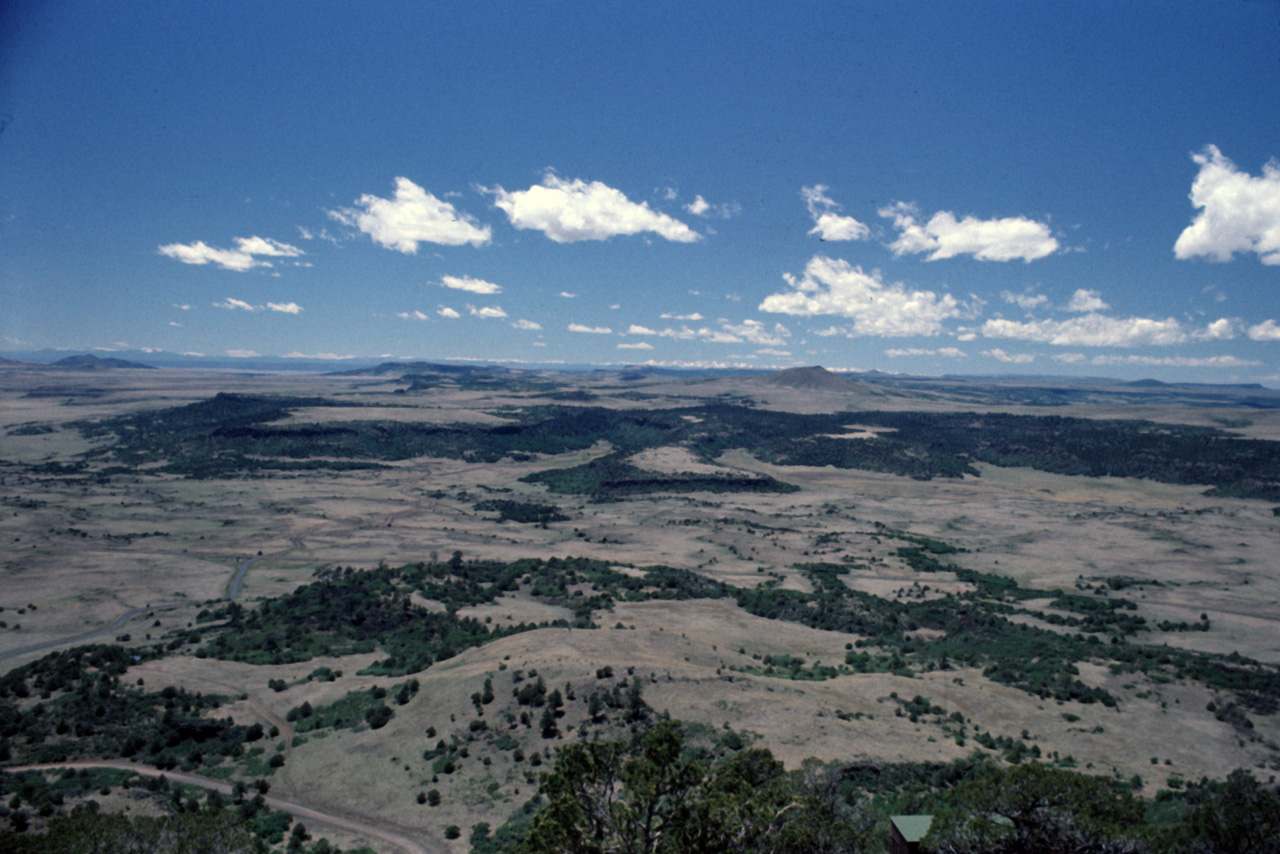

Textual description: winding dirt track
[225,554,260,600]
[1,532,308,664]
[1,474,462,851]
[7,761,432,854]
[0,605,159,663]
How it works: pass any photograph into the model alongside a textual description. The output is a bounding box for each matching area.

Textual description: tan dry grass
[2,365,1279,834]
[628,445,726,475]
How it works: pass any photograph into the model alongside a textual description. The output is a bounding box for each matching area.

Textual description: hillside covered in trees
[63,395,1280,500]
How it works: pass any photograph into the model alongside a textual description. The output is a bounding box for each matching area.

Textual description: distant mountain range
[0,353,155,370]
[51,354,155,370]
[755,365,860,391]
[1,351,1277,407]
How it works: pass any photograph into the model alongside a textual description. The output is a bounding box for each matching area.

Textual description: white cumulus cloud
[655,320,790,346]
[212,297,301,314]
[802,185,870,241]
[1248,319,1280,340]
[213,298,258,311]
[1065,289,1109,313]
[440,274,502,294]
[984,348,1035,363]
[660,312,703,321]
[626,324,658,336]
[618,342,654,350]
[568,323,613,334]
[1091,354,1260,368]
[168,241,259,271]
[1001,291,1048,311]
[1200,318,1237,340]
[1174,145,1280,265]
[159,236,304,272]
[512,319,542,330]
[297,225,341,245]
[397,310,430,321]
[981,314,1188,347]
[759,255,962,337]
[235,236,304,258]
[437,307,461,319]
[469,305,507,319]
[721,319,790,347]
[886,347,967,358]
[485,173,700,243]
[684,194,740,219]
[328,177,491,252]
[880,202,1058,262]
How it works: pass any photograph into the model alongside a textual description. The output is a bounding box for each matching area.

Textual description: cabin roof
[890,815,934,843]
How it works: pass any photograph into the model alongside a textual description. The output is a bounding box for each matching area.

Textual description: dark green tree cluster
[718,407,1280,500]
[521,451,799,500]
[926,764,1280,854]
[925,763,1143,854]
[514,720,873,854]
[189,556,734,674]
[193,570,532,674]
[285,681,415,734]
[0,767,364,853]
[0,645,136,700]
[891,546,1280,711]
[67,394,1280,498]
[1,810,265,854]
[0,646,252,770]
[72,397,686,477]
[488,721,1280,854]
[474,499,571,525]
[170,543,1280,713]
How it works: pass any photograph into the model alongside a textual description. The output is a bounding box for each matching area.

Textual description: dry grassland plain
[1,364,1278,852]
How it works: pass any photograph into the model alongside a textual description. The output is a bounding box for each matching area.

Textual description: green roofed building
[890,815,933,854]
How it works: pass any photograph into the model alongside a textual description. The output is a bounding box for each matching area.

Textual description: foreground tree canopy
[502,720,876,854]
[479,720,1280,854]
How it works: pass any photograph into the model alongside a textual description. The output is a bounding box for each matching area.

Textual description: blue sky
[3,1,1279,382]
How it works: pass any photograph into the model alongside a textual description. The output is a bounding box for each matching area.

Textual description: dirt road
[6,761,433,854]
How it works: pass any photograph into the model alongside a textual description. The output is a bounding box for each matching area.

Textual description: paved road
[2,550,264,664]
[226,554,259,600]
[0,605,159,663]
[6,761,432,854]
